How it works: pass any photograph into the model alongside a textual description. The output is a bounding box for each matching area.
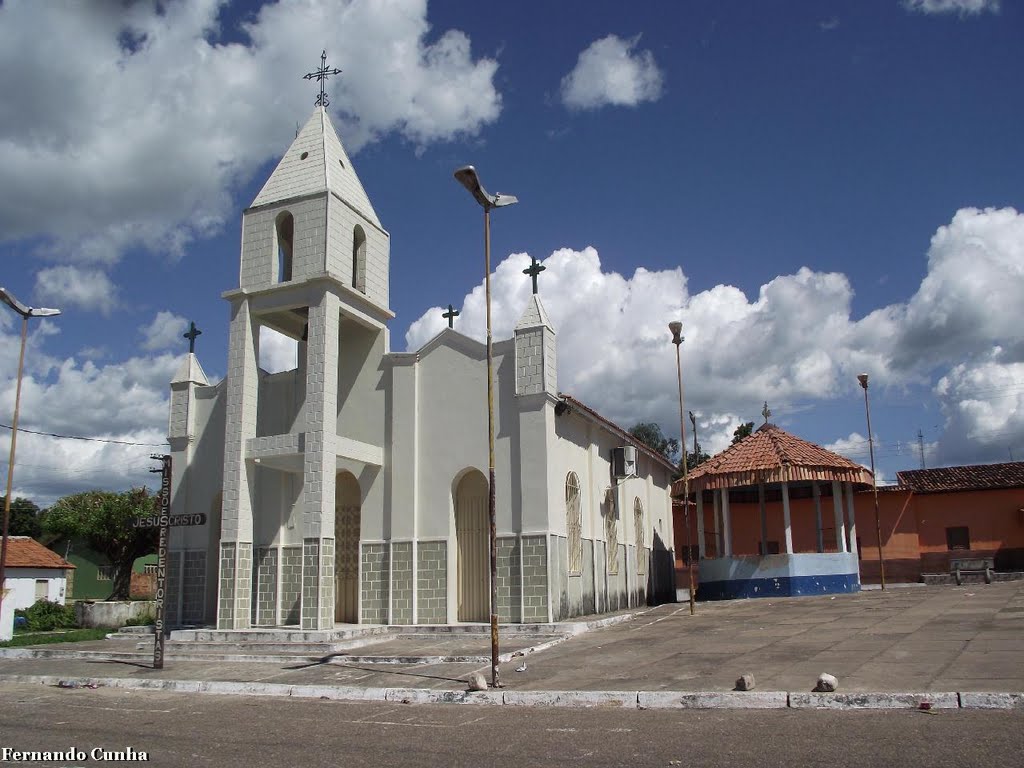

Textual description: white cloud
[259,327,298,374]
[33,266,118,314]
[560,34,664,111]
[0,0,501,265]
[404,206,1024,464]
[140,311,189,352]
[902,0,1000,15]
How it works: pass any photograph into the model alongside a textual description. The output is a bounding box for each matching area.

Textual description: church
[164,101,677,631]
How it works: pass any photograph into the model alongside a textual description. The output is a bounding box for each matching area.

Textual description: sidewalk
[1,581,1022,709]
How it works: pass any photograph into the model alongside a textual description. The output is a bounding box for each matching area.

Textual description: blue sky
[0,0,1022,505]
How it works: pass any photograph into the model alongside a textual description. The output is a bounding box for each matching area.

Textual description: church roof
[674,423,873,496]
[515,294,554,331]
[896,462,1024,494]
[171,353,209,386]
[250,108,381,228]
[559,394,678,474]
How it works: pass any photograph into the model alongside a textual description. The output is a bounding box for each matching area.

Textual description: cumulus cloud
[33,266,118,314]
[560,35,664,110]
[404,207,1024,466]
[259,327,298,374]
[902,0,1000,15]
[0,0,501,265]
[140,311,189,351]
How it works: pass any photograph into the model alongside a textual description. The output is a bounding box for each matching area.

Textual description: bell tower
[218,88,393,629]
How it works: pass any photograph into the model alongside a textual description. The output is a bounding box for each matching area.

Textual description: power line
[0,423,167,447]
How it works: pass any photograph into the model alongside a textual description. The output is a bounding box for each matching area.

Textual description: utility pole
[917,429,926,470]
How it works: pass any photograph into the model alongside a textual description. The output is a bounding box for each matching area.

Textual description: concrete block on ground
[638,691,788,709]
[503,690,637,708]
[789,692,959,709]
[735,673,756,691]
[814,673,838,692]
[959,692,1024,709]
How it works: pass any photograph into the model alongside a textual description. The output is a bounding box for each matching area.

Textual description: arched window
[566,472,582,575]
[275,211,294,283]
[351,225,366,292]
[634,497,646,575]
[605,491,619,575]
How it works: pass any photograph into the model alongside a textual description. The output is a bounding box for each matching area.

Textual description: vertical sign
[149,454,171,669]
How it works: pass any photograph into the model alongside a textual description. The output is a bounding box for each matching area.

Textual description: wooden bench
[950,556,994,585]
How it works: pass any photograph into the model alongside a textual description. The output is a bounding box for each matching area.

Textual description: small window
[143,563,159,575]
[275,211,294,283]
[351,225,366,292]
[97,565,114,581]
[946,526,970,551]
[34,579,48,601]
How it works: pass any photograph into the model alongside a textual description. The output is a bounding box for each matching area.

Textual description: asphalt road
[1,683,1021,767]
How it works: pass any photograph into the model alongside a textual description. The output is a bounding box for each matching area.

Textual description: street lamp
[670,321,696,616]
[857,373,886,590]
[0,288,61,621]
[453,165,518,689]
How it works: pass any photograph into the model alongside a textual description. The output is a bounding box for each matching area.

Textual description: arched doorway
[455,470,489,622]
[334,472,361,623]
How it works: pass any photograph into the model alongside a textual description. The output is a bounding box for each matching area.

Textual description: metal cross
[442,304,460,329]
[303,50,342,107]
[183,321,202,354]
[762,401,771,425]
[523,256,546,294]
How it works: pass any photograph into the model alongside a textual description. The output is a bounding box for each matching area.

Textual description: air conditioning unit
[612,445,637,478]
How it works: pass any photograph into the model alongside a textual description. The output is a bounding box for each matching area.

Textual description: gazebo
[673,422,873,600]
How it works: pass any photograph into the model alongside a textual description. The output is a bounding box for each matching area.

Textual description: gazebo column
[781,481,794,554]
[720,488,733,557]
[812,481,824,552]
[832,481,847,553]
[758,482,768,555]
[696,491,706,559]
[713,491,721,558]
[845,483,859,556]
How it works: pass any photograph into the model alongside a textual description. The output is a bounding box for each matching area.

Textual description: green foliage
[14,600,78,632]
[124,611,155,627]
[628,422,680,462]
[1,495,43,538]
[685,442,711,472]
[732,421,755,445]
[1,628,109,647]
[43,488,158,600]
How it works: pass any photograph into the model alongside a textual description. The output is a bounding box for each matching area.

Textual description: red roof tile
[673,423,873,496]
[4,537,74,570]
[896,462,1024,494]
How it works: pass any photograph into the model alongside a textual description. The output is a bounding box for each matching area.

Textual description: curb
[1,674,1020,711]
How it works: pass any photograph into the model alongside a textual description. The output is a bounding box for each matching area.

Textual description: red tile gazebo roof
[672,423,873,496]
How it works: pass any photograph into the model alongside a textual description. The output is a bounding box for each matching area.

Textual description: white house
[165,105,677,630]
[1,536,74,641]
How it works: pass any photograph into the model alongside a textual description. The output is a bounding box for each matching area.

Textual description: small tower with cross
[514,257,556,398]
[167,322,209,451]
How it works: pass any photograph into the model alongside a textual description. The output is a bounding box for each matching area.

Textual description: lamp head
[0,287,60,318]
[857,373,869,390]
[453,165,518,210]
[669,321,683,346]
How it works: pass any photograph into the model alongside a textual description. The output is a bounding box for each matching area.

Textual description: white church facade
[165,106,676,630]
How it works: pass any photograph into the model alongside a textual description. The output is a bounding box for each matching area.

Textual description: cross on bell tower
[303,50,342,107]
[523,256,546,294]
[183,321,202,354]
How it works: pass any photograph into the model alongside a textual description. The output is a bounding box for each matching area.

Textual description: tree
[1,496,42,539]
[43,489,158,600]
[685,443,711,473]
[731,421,755,445]
[628,422,679,463]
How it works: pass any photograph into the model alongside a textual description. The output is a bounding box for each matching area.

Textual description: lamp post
[857,373,886,590]
[453,166,517,689]
[0,288,60,622]
[670,322,696,616]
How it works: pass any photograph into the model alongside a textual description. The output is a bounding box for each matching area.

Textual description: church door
[334,472,361,623]
[455,471,489,622]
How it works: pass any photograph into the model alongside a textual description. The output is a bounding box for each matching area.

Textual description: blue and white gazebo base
[698,552,860,601]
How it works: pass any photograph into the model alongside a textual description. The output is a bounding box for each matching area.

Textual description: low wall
[74,601,157,628]
[698,553,860,600]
